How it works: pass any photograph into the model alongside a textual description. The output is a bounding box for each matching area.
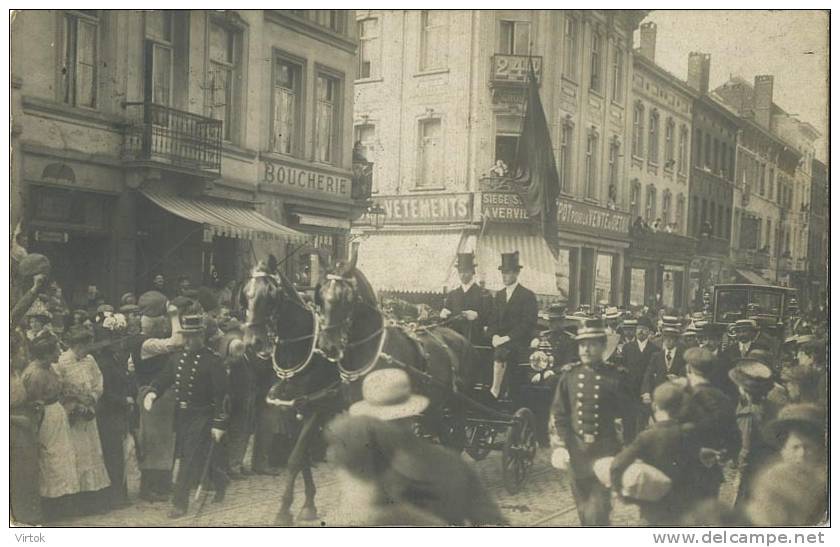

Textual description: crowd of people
[9,246,829,527]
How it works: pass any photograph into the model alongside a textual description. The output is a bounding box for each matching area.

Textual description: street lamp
[365,202,387,230]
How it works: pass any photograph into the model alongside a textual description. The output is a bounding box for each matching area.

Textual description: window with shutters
[271,56,303,156]
[563,16,578,81]
[61,11,98,108]
[420,11,448,71]
[357,18,380,79]
[499,20,531,55]
[208,21,242,142]
[417,118,442,188]
[645,185,657,222]
[315,73,341,164]
[678,126,688,174]
[664,118,675,166]
[630,181,642,219]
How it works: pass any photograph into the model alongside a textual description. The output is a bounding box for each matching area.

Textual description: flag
[514,60,560,258]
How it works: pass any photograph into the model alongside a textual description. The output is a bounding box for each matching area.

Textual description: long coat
[442,283,494,344]
[488,284,538,362]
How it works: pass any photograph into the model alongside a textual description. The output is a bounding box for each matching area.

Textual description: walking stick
[192,439,217,519]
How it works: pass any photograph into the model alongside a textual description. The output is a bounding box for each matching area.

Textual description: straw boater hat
[734,318,759,332]
[728,358,774,396]
[604,306,622,320]
[660,315,682,336]
[349,369,429,421]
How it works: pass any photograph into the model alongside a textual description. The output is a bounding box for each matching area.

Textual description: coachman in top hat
[487,251,538,400]
[551,318,634,525]
[440,253,494,345]
[143,302,230,518]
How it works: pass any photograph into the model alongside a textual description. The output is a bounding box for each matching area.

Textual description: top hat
[763,403,826,448]
[498,251,523,271]
[455,253,476,273]
[575,317,607,341]
[349,369,430,421]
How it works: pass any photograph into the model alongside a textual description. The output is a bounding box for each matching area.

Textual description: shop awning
[142,191,305,242]
[473,231,559,296]
[294,213,351,230]
[355,229,470,294]
[735,268,771,285]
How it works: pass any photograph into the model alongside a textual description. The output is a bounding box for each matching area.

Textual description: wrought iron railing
[122,102,222,175]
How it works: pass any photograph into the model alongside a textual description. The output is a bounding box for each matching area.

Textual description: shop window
[272,56,303,155]
[315,73,342,164]
[61,10,98,108]
[594,253,614,306]
[420,11,448,71]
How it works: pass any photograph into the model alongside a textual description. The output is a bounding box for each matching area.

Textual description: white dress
[55,351,111,493]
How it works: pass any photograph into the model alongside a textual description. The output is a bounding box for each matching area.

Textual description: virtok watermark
[652,531,826,546]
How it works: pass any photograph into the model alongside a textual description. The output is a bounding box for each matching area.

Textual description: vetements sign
[378,193,473,224]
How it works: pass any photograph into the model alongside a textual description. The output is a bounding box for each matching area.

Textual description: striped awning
[356,228,471,294]
[142,191,305,242]
[472,229,559,296]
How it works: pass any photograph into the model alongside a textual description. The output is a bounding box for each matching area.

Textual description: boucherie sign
[262,158,351,199]
[378,194,473,224]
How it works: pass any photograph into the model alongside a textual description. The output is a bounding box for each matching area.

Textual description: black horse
[241,255,342,526]
[316,252,480,445]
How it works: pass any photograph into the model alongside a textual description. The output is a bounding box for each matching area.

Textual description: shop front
[256,156,356,293]
[625,230,697,313]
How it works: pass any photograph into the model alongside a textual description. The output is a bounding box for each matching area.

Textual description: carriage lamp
[529,339,554,372]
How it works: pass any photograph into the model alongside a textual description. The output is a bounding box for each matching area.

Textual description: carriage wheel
[502,407,537,494]
[464,423,495,461]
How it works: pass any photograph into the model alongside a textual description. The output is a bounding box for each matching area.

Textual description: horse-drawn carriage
[240,253,539,525]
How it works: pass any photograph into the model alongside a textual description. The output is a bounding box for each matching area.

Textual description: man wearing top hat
[440,252,494,345]
[487,251,538,400]
[551,318,634,525]
[620,315,659,442]
[144,301,230,518]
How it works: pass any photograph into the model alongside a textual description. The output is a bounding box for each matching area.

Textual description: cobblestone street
[53,445,738,527]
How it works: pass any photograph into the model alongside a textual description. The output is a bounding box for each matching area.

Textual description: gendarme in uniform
[551,317,633,526]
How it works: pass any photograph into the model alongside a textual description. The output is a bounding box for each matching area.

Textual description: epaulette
[559,362,579,373]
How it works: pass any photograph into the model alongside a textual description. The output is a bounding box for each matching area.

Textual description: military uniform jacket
[640,347,686,396]
[489,284,538,358]
[442,283,494,343]
[552,361,634,478]
[150,347,230,430]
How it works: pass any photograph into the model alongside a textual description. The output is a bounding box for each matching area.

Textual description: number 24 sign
[492,55,542,83]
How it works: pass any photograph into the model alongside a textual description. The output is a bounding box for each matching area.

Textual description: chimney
[753,75,774,129]
[687,52,711,94]
[639,22,657,61]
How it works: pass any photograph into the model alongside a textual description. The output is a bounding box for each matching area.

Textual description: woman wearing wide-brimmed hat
[762,403,826,466]
[728,351,780,508]
[54,326,111,512]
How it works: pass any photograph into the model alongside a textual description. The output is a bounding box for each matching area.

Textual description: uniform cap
[575,317,607,341]
[138,291,168,318]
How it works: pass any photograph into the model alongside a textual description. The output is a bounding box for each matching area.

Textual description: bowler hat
[636,316,655,330]
[138,291,168,318]
[684,347,716,375]
[575,317,607,341]
[349,369,429,421]
[17,253,51,278]
[763,403,826,447]
[728,359,774,395]
[455,253,476,272]
[498,251,523,271]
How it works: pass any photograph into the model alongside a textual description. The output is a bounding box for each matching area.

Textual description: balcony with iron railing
[121,102,222,177]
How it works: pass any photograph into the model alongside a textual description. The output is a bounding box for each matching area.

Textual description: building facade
[806,159,828,311]
[352,9,645,308]
[11,9,363,305]
[625,24,697,312]
[715,76,801,285]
